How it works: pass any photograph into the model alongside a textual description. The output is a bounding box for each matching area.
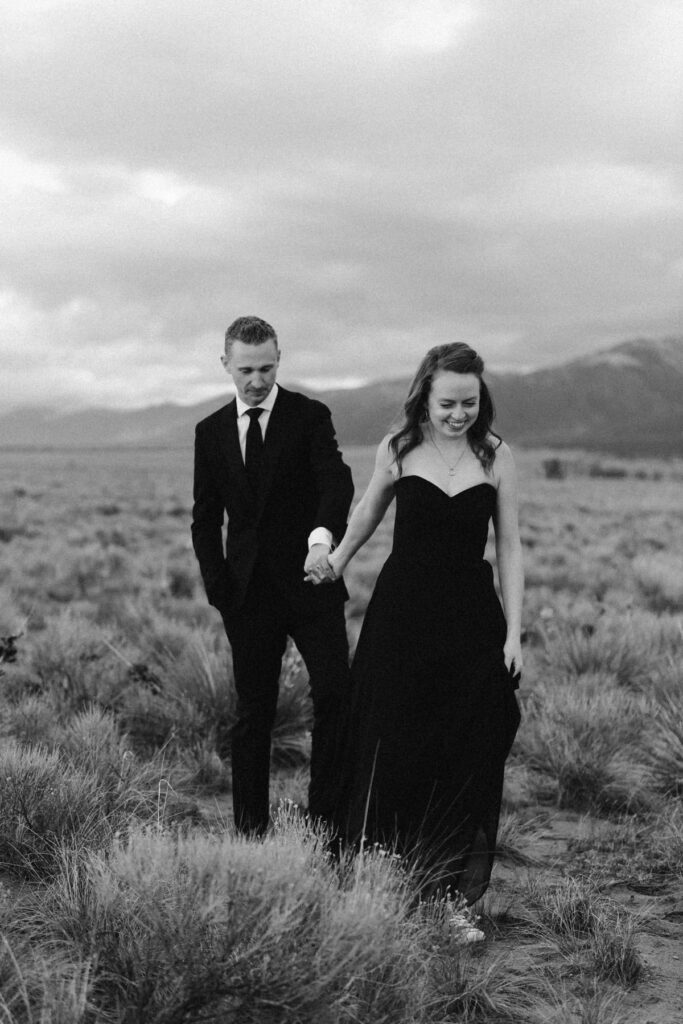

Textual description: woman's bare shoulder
[491,436,512,458]
[490,438,517,486]
[374,433,399,473]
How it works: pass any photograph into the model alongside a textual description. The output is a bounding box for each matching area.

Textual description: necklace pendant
[449,467,457,475]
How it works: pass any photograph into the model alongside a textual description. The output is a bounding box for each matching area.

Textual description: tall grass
[2,447,683,1020]
[0,812,542,1024]
[525,876,644,987]
[0,728,187,881]
[514,683,653,813]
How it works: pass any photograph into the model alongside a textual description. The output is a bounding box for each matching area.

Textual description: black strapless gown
[336,477,520,902]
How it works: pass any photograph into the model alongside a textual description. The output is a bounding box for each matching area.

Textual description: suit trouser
[222,577,350,835]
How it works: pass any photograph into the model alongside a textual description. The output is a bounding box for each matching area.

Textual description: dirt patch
[489,812,683,1024]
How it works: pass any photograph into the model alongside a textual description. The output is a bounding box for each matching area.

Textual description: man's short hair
[225,316,278,353]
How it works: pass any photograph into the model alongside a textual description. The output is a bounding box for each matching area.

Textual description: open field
[0,444,682,1023]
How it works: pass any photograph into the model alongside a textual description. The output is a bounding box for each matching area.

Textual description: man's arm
[191,425,229,609]
[303,401,354,579]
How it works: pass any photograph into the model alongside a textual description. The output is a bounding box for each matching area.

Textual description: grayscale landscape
[1,438,682,1022]
[2,0,682,1019]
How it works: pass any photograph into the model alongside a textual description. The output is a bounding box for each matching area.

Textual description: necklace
[429,432,469,476]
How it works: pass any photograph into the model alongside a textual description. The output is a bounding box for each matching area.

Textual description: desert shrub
[0,731,187,881]
[45,545,114,602]
[542,458,566,480]
[25,818,434,1024]
[526,875,644,989]
[633,552,683,612]
[589,910,643,986]
[646,654,683,703]
[653,802,683,877]
[567,803,683,884]
[116,629,311,767]
[95,503,120,516]
[540,986,628,1024]
[0,808,551,1024]
[106,625,233,761]
[183,737,232,791]
[540,611,679,691]
[160,633,236,745]
[527,875,600,939]
[167,566,196,599]
[0,742,117,879]
[115,686,207,758]
[27,613,122,711]
[588,463,627,479]
[516,684,653,813]
[644,691,683,796]
[271,643,313,767]
[0,935,92,1024]
[271,766,311,809]
[495,810,545,866]
[2,693,62,747]
[0,634,22,668]
[54,706,144,810]
[0,593,26,641]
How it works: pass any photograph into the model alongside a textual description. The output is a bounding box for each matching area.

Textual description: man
[191,316,354,835]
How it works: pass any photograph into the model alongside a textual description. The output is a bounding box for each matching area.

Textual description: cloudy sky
[1,0,682,410]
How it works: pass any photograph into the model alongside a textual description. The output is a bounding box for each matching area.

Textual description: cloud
[0,0,681,409]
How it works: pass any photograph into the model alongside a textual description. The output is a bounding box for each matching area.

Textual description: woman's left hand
[327,550,346,579]
[503,637,523,680]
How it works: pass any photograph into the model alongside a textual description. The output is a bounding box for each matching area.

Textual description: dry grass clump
[0,934,93,1024]
[0,811,541,1024]
[589,911,643,987]
[538,985,628,1024]
[538,612,670,691]
[565,802,683,886]
[495,810,545,866]
[0,604,312,783]
[526,876,644,988]
[19,612,123,711]
[0,727,188,882]
[644,690,683,797]
[0,741,118,880]
[2,447,682,1020]
[514,683,653,813]
[632,552,683,611]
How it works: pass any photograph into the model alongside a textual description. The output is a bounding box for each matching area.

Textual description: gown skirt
[335,476,520,902]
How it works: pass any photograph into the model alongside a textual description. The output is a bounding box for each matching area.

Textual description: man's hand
[304,544,334,584]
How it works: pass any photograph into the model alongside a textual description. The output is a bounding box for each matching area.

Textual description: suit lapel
[216,401,254,509]
[255,388,291,520]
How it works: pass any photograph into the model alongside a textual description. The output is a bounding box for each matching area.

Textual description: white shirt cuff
[308,527,334,550]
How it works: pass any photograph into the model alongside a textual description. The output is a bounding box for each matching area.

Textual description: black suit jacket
[191,386,354,617]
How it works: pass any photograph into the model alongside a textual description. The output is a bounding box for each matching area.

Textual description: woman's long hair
[389,343,500,474]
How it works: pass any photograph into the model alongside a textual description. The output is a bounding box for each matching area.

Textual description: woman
[327,342,522,903]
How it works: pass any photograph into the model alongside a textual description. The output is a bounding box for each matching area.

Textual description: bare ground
[491,812,683,1024]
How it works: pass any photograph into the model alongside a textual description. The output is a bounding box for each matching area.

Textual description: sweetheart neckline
[396,477,496,500]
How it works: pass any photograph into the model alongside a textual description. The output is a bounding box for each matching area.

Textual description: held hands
[304,544,336,585]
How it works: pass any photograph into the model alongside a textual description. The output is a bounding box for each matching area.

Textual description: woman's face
[426,370,480,440]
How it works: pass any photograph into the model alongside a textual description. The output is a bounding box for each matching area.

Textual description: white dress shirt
[234,384,333,551]
[235,383,279,458]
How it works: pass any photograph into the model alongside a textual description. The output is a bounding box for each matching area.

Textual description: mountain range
[1,337,681,456]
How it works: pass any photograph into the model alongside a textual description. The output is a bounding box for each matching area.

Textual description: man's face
[222,339,280,406]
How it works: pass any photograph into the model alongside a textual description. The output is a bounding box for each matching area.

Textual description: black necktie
[244,407,264,492]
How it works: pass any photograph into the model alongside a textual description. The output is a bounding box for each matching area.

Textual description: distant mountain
[1,337,681,455]
[488,336,683,456]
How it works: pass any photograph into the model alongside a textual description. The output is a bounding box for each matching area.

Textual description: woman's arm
[327,435,396,577]
[493,442,524,675]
